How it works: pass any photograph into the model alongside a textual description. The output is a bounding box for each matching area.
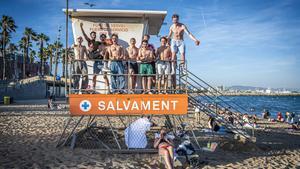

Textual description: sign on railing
[69,94,188,115]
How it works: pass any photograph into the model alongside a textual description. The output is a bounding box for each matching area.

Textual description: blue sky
[1,0,300,89]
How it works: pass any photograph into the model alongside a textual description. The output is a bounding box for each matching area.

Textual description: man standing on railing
[126,38,139,94]
[138,40,155,94]
[167,14,200,90]
[156,37,171,94]
[167,14,200,65]
[71,36,89,94]
[107,34,126,94]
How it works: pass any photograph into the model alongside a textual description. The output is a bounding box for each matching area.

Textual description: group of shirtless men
[71,14,200,94]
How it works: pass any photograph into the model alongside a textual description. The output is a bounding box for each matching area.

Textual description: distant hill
[227,85,300,92]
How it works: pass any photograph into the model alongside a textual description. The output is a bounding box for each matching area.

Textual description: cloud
[178,0,300,88]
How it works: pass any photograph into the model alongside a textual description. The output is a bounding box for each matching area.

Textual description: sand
[0,102,300,169]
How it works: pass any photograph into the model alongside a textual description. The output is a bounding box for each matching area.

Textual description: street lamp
[65,0,69,99]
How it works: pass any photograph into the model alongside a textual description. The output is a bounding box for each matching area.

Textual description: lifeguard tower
[57,9,256,152]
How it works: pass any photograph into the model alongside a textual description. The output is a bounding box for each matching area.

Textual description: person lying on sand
[154,127,175,169]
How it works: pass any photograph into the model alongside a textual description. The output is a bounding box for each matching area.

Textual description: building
[0,53,50,80]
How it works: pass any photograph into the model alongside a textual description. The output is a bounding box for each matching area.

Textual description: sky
[1,0,300,89]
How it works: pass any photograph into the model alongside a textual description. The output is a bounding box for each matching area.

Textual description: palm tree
[29,50,36,64]
[61,47,74,78]
[7,43,18,79]
[36,33,49,76]
[61,48,66,77]
[67,47,74,78]
[23,27,36,78]
[46,44,55,76]
[52,41,63,95]
[1,15,17,80]
[18,37,26,78]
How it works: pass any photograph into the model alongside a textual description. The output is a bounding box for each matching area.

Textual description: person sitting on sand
[290,112,296,124]
[262,109,268,119]
[277,112,284,122]
[208,116,220,132]
[226,112,234,125]
[243,114,250,123]
[154,127,175,169]
[125,116,152,148]
[285,112,290,123]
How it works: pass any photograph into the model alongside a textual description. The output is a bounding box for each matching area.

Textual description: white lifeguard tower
[66,9,167,93]
[56,8,256,152]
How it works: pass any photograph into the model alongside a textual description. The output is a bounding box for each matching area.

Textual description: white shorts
[171,39,185,55]
[157,61,171,76]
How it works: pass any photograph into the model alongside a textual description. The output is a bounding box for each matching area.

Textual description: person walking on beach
[107,34,126,94]
[167,14,200,90]
[138,40,155,94]
[156,36,171,94]
[126,38,139,93]
[71,36,89,93]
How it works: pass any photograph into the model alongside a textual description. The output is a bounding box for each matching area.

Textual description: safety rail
[68,59,189,94]
[176,67,256,142]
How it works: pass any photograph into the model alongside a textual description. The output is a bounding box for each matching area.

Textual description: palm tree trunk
[14,54,17,80]
[40,41,44,77]
[23,48,26,79]
[49,54,53,76]
[24,37,29,79]
[62,56,65,77]
[2,31,6,80]
[53,47,59,96]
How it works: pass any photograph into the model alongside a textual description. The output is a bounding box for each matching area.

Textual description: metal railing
[177,67,256,142]
[68,59,189,94]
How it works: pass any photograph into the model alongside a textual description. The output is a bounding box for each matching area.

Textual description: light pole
[65,0,69,99]
[52,26,61,97]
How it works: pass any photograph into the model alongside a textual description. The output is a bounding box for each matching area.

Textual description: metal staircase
[177,66,256,142]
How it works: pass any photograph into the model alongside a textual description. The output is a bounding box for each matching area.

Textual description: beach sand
[0,102,300,169]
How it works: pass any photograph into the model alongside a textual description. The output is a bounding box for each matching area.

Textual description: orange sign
[69,94,188,116]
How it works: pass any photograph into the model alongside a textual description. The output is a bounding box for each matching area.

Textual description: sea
[219,96,300,118]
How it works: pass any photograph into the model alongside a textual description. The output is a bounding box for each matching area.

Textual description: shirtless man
[126,38,139,93]
[107,34,126,94]
[138,40,155,94]
[142,35,157,87]
[92,33,110,93]
[167,14,200,90]
[167,14,200,64]
[156,37,172,94]
[71,36,89,93]
[80,23,100,58]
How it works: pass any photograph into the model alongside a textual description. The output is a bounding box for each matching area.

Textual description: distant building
[265,88,272,94]
[216,85,225,92]
[0,53,49,80]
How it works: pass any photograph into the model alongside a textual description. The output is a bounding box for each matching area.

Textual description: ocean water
[219,96,300,118]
